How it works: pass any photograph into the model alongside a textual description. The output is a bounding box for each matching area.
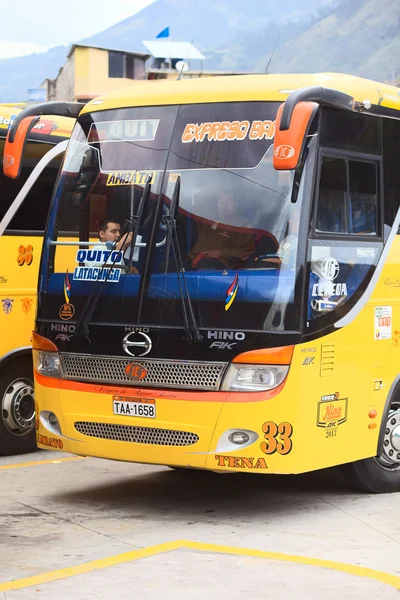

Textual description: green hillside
[0,0,398,103]
[256,0,400,82]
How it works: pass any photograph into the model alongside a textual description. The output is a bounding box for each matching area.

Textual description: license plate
[112,396,156,418]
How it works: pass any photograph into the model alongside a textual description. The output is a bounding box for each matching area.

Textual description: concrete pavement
[0,451,399,598]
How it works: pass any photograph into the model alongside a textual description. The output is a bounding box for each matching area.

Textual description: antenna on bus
[264,35,280,74]
[177,40,194,81]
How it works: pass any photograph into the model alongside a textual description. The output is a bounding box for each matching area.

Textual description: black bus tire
[0,357,36,455]
[341,458,400,493]
[340,403,400,493]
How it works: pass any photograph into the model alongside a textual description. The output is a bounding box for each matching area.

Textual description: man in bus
[188,191,255,270]
[89,219,140,274]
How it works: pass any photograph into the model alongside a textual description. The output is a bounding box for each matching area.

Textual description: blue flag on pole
[156,27,170,38]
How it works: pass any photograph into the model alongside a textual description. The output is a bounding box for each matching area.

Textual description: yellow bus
[5,73,400,491]
[0,103,76,454]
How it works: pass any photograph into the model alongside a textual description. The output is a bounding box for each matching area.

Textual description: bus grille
[60,353,227,391]
[74,421,199,446]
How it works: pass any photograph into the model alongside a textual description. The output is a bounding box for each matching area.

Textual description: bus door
[303,107,387,438]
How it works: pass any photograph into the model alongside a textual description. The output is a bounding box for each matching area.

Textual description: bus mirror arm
[279,86,355,131]
[3,101,83,180]
[3,116,40,179]
[7,101,83,144]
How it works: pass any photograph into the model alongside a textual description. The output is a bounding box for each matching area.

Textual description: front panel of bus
[34,101,400,473]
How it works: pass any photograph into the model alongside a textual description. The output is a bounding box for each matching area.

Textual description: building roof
[67,43,150,60]
[146,68,251,76]
[81,72,400,115]
[142,40,205,60]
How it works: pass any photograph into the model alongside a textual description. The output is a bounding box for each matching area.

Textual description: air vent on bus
[320,344,335,377]
[74,422,199,446]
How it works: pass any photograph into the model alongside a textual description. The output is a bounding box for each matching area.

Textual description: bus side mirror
[273,101,318,171]
[3,116,40,179]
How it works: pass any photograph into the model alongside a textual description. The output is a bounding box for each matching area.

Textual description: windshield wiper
[125,175,151,270]
[74,178,152,338]
[163,175,203,343]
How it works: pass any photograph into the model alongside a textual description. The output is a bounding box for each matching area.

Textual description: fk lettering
[55,333,72,342]
[209,341,236,350]
[302,357,315,366]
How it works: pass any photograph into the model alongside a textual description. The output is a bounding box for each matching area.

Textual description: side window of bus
[316,157,346,233]
[382,117,400,234]
[5,167,56,233]
[0,139,61,234]
[349,160,377,235]
[316,156,378,237]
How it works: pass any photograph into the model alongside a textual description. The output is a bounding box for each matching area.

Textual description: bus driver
[88,219,140,274]
[188,192,255,270]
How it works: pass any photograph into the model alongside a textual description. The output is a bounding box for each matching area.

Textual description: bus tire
[341,403,400,493]
[0,357,36,455]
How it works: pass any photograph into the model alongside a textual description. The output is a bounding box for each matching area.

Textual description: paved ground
[0,450,399,598]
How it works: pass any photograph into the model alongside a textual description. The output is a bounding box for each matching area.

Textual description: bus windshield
[41,102,305,333]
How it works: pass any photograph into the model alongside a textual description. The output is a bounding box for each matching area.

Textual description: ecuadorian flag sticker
[225,273,239,311]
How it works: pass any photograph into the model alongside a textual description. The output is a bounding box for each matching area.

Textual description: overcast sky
[0,0,155,59]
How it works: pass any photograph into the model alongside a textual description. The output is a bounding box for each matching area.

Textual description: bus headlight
[34,351,62,378]
[221,364,289,392]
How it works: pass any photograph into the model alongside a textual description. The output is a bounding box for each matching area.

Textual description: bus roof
[82,72,400,114]
[0,104,75,141]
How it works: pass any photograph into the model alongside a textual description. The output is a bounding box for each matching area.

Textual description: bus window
[4,163,60,233]
[316,157,347,234]
[382,117,400,233]
[316,156,379,237]
[0,139,62,234]
[320,107,381,156]
[349,160,377,235]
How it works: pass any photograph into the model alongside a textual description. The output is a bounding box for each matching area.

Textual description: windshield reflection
[45,102,304,332]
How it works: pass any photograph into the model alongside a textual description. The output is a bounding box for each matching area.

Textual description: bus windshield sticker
[357,247,375,258]
[59,303,75,320]
[59,271,75,320]
[73,267,121,283]
[181,120,276,143]
[88,119,159,143]
[374,306,392,340]
[106,171,156,186]
[76,249,123,265]
[225,273,239,311]
[64,270,71,303]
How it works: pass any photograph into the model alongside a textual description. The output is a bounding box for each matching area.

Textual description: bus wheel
[0,358,36,455]
[341,403,400,493]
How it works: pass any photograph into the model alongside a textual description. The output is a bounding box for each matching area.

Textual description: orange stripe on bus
[34,372,287,403]
[233,345,294,365]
